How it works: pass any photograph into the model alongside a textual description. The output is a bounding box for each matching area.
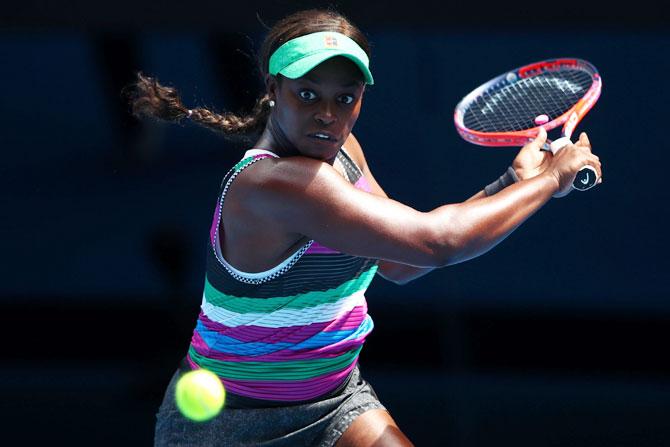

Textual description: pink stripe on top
[210,201,222,246]
[186,354,359,401]
[354,175,372,192]
[305,241,340,254]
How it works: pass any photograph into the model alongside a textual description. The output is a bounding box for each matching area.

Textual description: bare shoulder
[220,156,340,271]
[241,155,340,191]
[223,151,443,268]
[228,155,347,220]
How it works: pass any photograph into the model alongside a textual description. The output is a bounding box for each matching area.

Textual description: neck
[255,115,337,165]
[255,115,299,158]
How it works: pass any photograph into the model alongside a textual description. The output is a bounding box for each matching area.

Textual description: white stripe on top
[201,289,366,328]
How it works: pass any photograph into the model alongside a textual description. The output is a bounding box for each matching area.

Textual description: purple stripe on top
[210,201,222,246]
[354,175,372,192]
[187,353,359,401]
[305,241,340,254]
[197,311,366,360]
[223,362,357,401]
[190,329,368,362]
[198,302,368,343]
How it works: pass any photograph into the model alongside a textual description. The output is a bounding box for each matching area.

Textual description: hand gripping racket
[454,58,602,191]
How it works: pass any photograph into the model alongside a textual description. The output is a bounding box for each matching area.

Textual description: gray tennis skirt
[154,363,386,446]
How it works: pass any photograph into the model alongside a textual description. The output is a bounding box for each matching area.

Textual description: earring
[268,100,275,108]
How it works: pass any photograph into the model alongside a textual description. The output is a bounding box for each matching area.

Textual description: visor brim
[278,52,374,85]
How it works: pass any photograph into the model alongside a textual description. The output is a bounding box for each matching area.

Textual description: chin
[300,141,341,161]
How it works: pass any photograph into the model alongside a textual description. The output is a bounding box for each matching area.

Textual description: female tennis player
[128,8,602,447]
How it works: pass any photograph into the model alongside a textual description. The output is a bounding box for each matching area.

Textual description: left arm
[343,133,440,285]
[343,128,553,284]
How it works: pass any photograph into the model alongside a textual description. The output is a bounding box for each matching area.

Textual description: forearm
[377,173,553,285]
[432,172,557,266]
[465,189,487,202]
[466,166,519,202]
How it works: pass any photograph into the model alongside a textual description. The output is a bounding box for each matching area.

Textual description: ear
[265,74,278,100]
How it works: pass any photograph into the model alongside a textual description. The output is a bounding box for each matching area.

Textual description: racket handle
[573,166,598,191]
[549,137,598,191]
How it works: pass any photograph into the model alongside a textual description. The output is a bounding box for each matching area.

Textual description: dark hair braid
[125,72,271,138]
[125,9,369,141]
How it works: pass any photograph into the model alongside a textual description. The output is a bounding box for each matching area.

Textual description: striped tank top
[186,147,379,407]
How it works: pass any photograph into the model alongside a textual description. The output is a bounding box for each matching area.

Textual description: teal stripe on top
[232,156,255,172]
[188,344,363,380]
[204,265,377,314]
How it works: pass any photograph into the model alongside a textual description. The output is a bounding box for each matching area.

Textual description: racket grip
[549,137,599,191]
[573,166,598,191]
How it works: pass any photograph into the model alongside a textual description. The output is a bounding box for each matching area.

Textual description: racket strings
[463,69,593,132]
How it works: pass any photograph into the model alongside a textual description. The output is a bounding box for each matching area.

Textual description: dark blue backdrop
[2,3,669,445]
[3,31,666,310]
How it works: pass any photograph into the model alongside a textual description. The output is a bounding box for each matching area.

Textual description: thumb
[527,126,547,150]
[535,126,547,145]
[578,132,591,148]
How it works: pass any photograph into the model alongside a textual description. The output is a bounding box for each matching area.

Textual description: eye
[298,90,317,101]
[338,94,355,105]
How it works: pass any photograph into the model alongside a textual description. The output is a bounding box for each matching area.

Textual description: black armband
[484,166,520,196]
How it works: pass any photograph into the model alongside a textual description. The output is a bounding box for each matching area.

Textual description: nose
[314,102,336,126]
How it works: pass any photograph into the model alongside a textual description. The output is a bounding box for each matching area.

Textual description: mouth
[308,132,338,143]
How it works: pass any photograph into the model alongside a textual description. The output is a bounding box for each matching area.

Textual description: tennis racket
[454,58,602,191]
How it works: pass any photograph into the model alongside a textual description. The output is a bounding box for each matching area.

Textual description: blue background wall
[2,1,669,445]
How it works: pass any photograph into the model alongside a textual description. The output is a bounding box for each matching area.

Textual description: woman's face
[269,56,366,162]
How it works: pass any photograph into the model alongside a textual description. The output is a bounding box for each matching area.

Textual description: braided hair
[125,9,371,141]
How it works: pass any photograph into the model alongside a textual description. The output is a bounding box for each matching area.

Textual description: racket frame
[454,58,602,148]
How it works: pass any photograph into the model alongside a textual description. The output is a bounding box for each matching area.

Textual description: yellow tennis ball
[175,369,225,422]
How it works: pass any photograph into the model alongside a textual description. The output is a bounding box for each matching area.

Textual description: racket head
[454,58,601,147]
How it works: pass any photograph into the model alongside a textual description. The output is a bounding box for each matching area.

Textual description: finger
[578,132,591,150]
[574,143,598,161]
[571,149,601,180]
[586,155,602,179]
[530,127,548,151]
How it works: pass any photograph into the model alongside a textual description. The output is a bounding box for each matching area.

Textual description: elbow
[433,247,457,268]
[423,232,455,268]
[424,212,469,268]
[375,263,425,286]
[376,264,410,285]
[389,276,412,286]
[384,277,411,286]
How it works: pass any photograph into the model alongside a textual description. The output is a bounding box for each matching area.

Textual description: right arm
[240,137,601,268]
[242,158,552,268]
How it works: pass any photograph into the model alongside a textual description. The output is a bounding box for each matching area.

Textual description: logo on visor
[324,35,338,48]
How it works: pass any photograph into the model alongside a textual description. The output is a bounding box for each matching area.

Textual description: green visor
[268,31,374,85]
